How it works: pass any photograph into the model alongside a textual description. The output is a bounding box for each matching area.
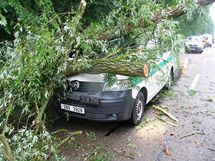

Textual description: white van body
[186,36,204,53]
[60,51,176,124]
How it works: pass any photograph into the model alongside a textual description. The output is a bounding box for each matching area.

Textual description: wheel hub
[136,100,143,120]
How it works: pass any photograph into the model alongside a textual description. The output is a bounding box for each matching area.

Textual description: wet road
[53,45,215,161]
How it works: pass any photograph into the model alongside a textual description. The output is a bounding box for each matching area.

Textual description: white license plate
[61,104,85,114]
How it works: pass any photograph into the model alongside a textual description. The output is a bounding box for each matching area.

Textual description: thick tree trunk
[65,58,149,77]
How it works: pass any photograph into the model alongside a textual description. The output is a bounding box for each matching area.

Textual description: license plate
[61,104,85,114]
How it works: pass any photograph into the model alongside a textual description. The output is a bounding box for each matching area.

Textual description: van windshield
[187,36,200,42]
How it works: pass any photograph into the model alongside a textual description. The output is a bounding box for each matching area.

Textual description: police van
[60,51,176,125]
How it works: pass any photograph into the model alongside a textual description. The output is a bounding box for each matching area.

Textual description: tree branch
[86,0,214,42]
[197,0,215,6]
[0,135,14,161]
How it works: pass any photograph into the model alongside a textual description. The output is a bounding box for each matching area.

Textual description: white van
[60,51,176,125]
[186,36,204,53]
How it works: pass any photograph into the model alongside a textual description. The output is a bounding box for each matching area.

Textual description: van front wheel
[130,93,145,126]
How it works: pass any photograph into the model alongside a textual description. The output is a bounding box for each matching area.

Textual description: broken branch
[179,132,205,139]
[152,105,178,123]
[208,148,215,152]
[156,117,177,127]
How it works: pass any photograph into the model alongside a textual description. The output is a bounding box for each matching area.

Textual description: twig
[180,132,205,139]
[56,130,82,148]
[84,146,100,161]
[156,117,177,127]
[0,134,14,161]
[51,129,70,135]
[208,148,215,152]
[152,105,178,122]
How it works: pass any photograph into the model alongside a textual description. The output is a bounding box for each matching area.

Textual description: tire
[130,93,145,126]
[165,68,174,89]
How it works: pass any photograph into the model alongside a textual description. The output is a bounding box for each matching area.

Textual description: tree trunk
[65,58,150,77]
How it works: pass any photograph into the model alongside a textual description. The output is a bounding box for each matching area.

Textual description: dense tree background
[1,1,213,40]
[178,6,214,36]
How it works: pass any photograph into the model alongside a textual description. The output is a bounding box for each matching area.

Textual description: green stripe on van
[130,55,174,86]
[149,55,173,75]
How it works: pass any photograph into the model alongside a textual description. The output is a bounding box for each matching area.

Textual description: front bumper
[187,46,203,52]
[60,90,134,121]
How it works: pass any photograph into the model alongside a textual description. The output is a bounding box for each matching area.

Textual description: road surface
[53,45,215,161]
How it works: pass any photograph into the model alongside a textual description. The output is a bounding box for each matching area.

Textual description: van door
[144,51,173,102]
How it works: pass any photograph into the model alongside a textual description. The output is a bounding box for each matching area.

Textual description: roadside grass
[151,89,176,104]
[160,89,176,99]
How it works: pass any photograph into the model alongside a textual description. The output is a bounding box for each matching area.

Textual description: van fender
[131,82,148,103]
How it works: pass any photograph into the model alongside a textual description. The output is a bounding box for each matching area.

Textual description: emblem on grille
[71,80,80,90]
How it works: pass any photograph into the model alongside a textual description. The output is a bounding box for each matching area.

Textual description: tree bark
[65,58,151,77]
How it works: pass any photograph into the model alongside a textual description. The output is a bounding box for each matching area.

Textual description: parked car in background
[202,34,213,47]
[186,36,204,53]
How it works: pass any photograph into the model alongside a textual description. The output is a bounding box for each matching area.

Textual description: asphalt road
[53,45,215,161]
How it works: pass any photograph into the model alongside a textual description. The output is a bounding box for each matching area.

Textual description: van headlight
[102,79,131,91]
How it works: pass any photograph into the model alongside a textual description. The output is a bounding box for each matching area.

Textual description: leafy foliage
[0,0,213,160]
[178,6,214,36]
[0,0,84,159]
[0,126,65,161]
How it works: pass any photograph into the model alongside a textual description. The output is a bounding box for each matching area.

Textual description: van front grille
[69,81,104,94]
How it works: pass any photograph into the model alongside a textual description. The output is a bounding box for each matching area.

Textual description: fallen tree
[66,57,150,77]
[63,0,214,77]
[0,0,214,127]
[0,0,214,159]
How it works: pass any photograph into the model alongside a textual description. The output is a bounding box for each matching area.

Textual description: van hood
[67,73,129,82]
